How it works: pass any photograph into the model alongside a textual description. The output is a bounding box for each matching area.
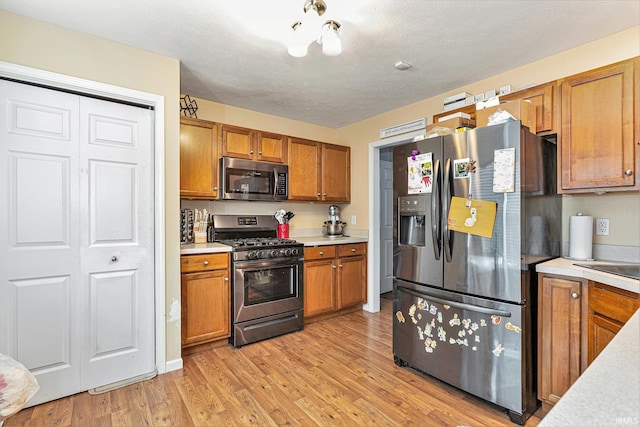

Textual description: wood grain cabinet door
[501,82,556,134]
[180,118,218,198]
[304,259,336,317]
[255,131,287,163]
[181,269,230,347]
[538,275,584,408]
[559,58,639,192]
[336,254,367,309]
[322,143,350,203]
[289,137,322,201]
[220,124,253,160]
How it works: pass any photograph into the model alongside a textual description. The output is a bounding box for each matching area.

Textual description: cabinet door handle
[323,193,327,196]
[319,251,324,255]
[625,169,633,176]
[213,186,218,191]
[571,292,579,299]
[224,277,229,282]
[250,150,254,154]
[203,261,209,266]
[351,248,356,252]
[111,256,118,262]
[332,264,337,269]
[317,192,321,196]
[258,151,262,155]
[339,264,343,268]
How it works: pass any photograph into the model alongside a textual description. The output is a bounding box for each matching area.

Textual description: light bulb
[321,21,341,56]
[288,22,308,57]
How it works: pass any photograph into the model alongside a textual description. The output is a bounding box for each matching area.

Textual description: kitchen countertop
[536,257,639,294]
[180,242,232,255]
[180,236,368,255]
[539,308,640,426]
[294,235,369,246]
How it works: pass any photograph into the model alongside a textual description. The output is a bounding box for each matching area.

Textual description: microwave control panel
[276,172,287,196]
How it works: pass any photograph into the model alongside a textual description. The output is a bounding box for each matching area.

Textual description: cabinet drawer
[338,243,367,257]
[589,282,639,324]
[304,246,336,261]
[181,253,229,273]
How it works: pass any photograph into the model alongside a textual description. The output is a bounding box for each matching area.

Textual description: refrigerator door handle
[442,158,453,262]
[431,158,441,260]
[397,285,512,317]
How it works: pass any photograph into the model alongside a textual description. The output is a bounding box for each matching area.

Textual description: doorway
[364,130,424,314]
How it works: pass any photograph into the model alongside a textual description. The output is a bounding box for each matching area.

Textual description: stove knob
[270,250,278,258]
[284,248,292,256]
[247,251,256,260]
[255,250,264,259]
[291,248,299,256]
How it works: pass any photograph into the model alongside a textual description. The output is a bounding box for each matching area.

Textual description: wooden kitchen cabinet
[304,246,337,317]
[336,244,367,308]
[219,124,287,163]
[181,253,231,347]
[587,281,639,364]
[559,57,640,193]
[304,243,366,319]
[180,117,219,199]
[501,82,557,134]
[288,137,350,202]
[538,274,587,412]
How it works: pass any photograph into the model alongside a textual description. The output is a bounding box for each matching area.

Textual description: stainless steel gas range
[212,214,304,347]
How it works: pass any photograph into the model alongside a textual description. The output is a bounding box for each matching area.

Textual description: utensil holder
[277,224,289,239]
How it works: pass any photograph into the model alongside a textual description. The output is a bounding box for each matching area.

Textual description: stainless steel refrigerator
[392,121,561,424]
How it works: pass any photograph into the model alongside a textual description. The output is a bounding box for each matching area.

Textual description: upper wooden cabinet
[501,82,557,134]
[559,57,639,193]
[180,117,218,199]
[288,138,350,202]
[220,124,287,164]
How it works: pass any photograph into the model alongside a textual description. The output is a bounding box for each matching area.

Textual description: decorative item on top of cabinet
[180,117,218,199]
[219,124,287,164]
[304,243,366,321]
[288,137,350,202]
[587,281,639,364]
[181,253,231,348]
[433,105,477,124]
[537,274,588,413]
[559,56,639,193]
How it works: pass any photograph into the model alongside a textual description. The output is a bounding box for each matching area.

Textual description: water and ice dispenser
[398,195,427,246]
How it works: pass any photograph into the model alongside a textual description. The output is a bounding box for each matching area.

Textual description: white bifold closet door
[0,79,155,406]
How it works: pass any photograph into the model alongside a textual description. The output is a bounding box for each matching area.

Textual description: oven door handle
[234,257,303,270]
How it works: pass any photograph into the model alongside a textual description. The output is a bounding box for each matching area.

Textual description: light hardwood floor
[6,298,543,426]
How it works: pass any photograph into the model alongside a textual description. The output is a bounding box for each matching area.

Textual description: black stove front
[212,215,304,347]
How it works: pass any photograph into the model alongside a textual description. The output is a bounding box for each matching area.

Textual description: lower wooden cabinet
[587,281,639,364]
[538,273,639,412]
[304,243,367,319]
[180,253,231,347]
[538,274,586,411]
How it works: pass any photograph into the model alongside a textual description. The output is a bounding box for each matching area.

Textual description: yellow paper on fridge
[447,196,497,238]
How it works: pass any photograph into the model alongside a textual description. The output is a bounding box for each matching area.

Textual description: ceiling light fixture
[288,0,342,58]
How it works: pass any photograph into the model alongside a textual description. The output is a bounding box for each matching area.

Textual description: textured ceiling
[1,1,638,128]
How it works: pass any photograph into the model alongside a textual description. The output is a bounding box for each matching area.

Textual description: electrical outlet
[595,218,609,236]
[351,215,357,225]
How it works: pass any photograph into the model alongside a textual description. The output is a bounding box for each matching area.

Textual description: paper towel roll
[569,214,593,260]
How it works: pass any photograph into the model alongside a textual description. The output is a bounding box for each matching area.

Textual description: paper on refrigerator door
[493,148,516,192]
[447,196,497,238]
[407,153,433,194]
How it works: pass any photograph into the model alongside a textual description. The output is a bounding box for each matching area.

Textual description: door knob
[571,292,579,299]
[111,256,118,262]
[203,261,209,266]
[625,169,633,176]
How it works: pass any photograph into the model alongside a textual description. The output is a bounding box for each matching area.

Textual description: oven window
[226,167,273,196]
[244,266,296,305]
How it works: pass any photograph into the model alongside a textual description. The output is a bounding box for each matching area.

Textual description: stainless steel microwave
[219,157,288,201]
